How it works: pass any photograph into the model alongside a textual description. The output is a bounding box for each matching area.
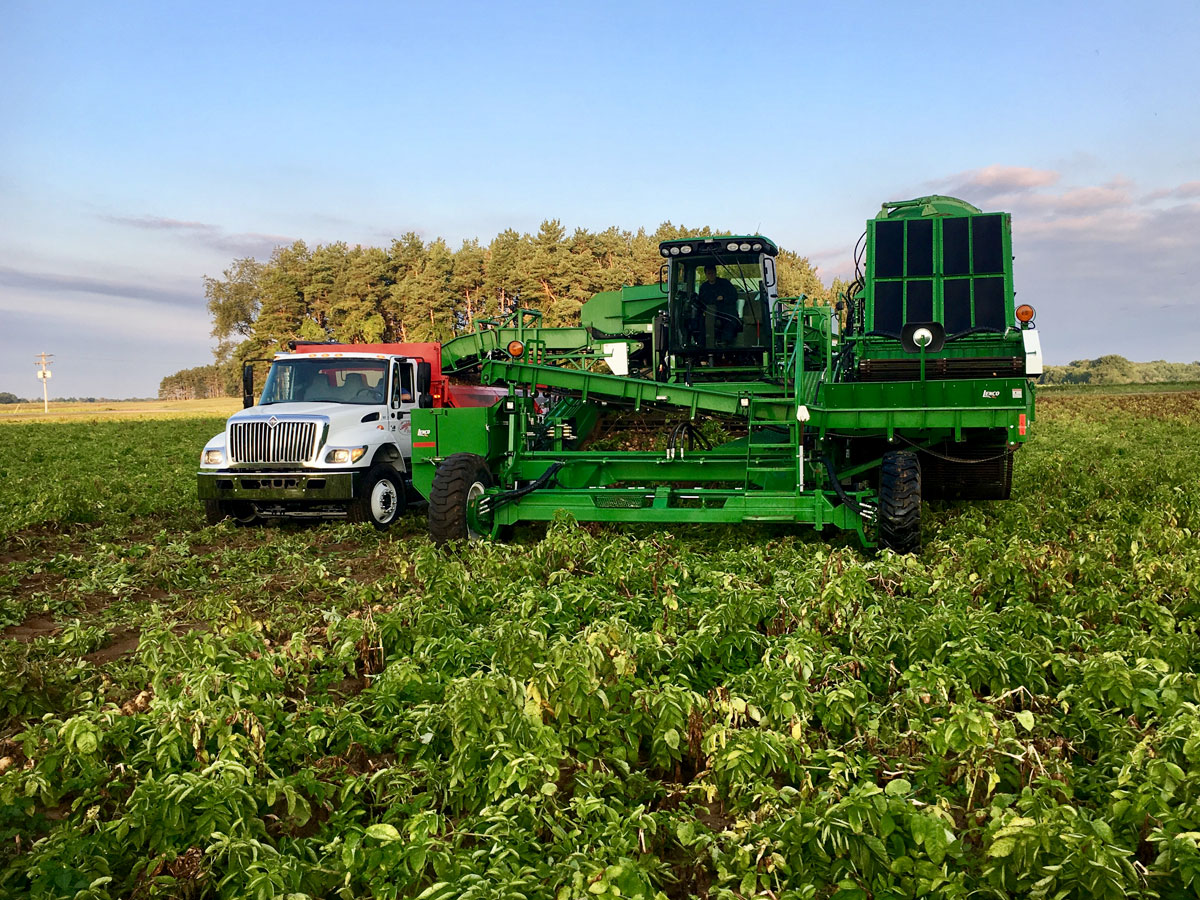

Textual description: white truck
[197,341,498,528]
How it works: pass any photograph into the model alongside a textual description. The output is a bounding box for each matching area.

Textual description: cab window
[669,257,769,354]
[391,362,414,406]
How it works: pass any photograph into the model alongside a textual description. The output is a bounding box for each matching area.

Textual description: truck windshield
[260,358,388,406]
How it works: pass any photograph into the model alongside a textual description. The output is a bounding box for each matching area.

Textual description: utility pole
[35,352,53,414]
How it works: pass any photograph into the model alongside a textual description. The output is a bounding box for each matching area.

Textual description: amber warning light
[1016,304,1036,324]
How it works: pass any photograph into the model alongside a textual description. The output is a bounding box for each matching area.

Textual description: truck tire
[879,450,921,553]
[428,453,493,544]
[203,500,259,526]
[348,465,405,530]
[203,500,223,526]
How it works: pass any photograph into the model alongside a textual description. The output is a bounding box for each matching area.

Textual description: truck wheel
[879,450,921,553]
[348,465,405,529]
[203,500,223,526]
[428,453,494,544]
[203,501,259,527]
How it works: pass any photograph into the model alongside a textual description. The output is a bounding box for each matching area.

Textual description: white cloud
[103,214,292,258]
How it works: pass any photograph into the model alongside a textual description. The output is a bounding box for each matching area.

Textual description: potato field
[2,388,1199,900]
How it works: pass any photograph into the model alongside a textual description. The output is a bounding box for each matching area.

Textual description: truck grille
[230,420,319,464]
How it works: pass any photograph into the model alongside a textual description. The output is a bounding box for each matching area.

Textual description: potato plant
[0,391,1198,899]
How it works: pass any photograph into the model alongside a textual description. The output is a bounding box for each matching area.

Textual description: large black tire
[879,450,921,553]
[428,453,493,544]
[348,465,405,530]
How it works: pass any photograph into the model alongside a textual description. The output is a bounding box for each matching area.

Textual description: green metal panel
[875,196,983,219]
[581,283,666,333]
[491,487,865,534]
[410,405,499,497]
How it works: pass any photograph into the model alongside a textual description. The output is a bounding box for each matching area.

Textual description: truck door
[389,360,416,461]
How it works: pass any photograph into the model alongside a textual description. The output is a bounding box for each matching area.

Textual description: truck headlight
[202,449,224,466]
[325,446,367,464]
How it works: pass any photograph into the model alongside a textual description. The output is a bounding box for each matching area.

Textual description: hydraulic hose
[476,461,566,518]
[820,453,874,520]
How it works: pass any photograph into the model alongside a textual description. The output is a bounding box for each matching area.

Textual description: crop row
[0,392,1198,898]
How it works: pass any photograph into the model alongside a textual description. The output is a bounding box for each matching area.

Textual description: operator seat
[342,372,368,397]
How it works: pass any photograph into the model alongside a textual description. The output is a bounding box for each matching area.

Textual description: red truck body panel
[289,342,503,409]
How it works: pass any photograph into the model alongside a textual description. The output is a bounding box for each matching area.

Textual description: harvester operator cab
[659,236,778,368]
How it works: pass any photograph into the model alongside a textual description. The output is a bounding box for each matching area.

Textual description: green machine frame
[410,196,1037,550]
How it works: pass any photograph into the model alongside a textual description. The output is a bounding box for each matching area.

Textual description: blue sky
[2,0,1198,398]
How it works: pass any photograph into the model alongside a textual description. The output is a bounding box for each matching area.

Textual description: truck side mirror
[416,361,432,395]
[659,263,669,294]
[242,364,255,408]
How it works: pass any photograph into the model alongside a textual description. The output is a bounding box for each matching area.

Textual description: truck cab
[658,236,779,380]
[198,346,435,528]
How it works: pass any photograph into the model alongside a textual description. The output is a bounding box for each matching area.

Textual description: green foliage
[1043,354,1200,385]
[1,389,1199,897]
[158,365,234,401]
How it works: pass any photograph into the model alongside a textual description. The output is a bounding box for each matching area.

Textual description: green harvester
[410,196,1040,551]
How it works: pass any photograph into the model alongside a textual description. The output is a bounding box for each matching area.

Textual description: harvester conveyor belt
[480,359,807,421]
[481,359,1025,437]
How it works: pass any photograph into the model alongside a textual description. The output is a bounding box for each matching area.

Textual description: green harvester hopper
[410,196,1040,551]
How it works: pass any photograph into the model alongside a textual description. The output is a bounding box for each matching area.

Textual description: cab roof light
[1016,304,1036,324]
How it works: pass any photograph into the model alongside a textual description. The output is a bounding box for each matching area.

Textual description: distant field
[0,397,242,424]
[1038,380,1200,395]
[1,381,1196,426]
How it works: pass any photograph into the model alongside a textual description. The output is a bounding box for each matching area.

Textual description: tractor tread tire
[428,453,492,545]
[879,450,921,553]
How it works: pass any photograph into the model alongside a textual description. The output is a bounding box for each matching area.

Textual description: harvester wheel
[879,450,921,553]
[348,465,405,530]
[428,453,494,544]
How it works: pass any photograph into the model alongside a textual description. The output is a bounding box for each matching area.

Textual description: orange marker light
[507,340,525,358]
[1016,304,1036,323]
[1018,413,1027,436]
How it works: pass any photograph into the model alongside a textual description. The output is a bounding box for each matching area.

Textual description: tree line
[1041,355,1200,385]
[161,219,841,398]
[158,365,231,401]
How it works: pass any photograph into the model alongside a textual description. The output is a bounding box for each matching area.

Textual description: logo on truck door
[417,428,431,436]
